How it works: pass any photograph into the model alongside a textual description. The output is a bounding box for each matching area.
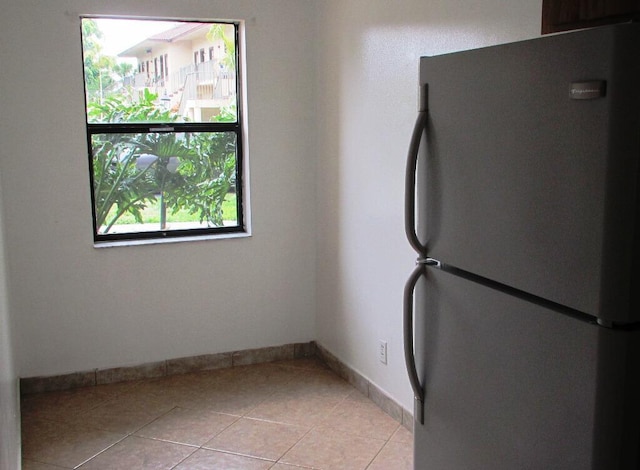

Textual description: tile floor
[21,358,413,469]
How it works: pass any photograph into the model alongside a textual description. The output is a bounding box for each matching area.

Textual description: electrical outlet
[379,340,388,364]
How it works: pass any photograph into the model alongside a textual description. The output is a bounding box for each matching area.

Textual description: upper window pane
[82,18,237,124]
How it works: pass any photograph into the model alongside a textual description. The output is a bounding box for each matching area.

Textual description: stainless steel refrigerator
[404,23,640,469]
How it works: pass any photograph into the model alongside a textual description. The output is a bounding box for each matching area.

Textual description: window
[81,18,244,243]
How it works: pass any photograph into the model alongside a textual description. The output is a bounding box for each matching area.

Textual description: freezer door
[413,268,640,469]
[418,24,640,324]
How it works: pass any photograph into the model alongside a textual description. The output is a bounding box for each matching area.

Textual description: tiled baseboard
[19,340,412,431]
[20,342,314,394]
[314,343,413,432]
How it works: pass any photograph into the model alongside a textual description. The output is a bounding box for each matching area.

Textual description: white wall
[314,0,542,411]
[0,0,318,377]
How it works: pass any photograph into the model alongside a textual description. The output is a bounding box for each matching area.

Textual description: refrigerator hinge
[594,318,638,329]
[596,318,614,328]
[417,257,441,268]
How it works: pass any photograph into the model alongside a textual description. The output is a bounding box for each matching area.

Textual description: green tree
[113,62,134,82]
[88,88,174,124]
[92,135,159,232]
[90,91,171,231]
[82,19,133,103]
[167,132,237,226]
[81,19,103,92]
[207,24,238,123]
[89,91,237,233]
[206,24,235,69]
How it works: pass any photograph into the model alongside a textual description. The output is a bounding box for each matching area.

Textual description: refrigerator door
[419,24,640,324]
[414,267,640,469]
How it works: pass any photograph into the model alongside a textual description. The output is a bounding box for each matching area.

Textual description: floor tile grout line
[124,408,249,469]
[225,414,312,429]
[197,447,279,464]
[362,430,399,470]
[73,415,239,469]
[187,376,352,466]
[273,417,318,466]
[23,458,74,470]
[124,384,325,466]
[72,404,203,469]
[168,445,200,470]
[270,391,363,468]
[72,432,129,469]
[135,408,243,449]
[70,404,175,469]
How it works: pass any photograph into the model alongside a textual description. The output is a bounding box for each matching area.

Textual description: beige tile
[368,383,404,423]
[367,440,413,470]
[68,397,174,434]
[135,407,237,446]
[341,366,370,396]
[21,371,96,394]
[287,367,353,391]
[246,391,342,427]
[270,464,314,469]
[103,379,187,412]
[274,357,328,371]
[280,428,385,470]
[293,341,317,359]
[232,344,295,366]
[214,362,297,390]
[96,361,166,385]
[314,344,342,371]
[21,388,112,423]
[314,347,370,396]
[92,378,148,395]
[22,460,70,470]
[390,424,413,445]
[21,418,125,469]
[20,353,412,470]
[175,385,267,416]
[166,353,233,375]
[204,417,308,461]
[402,407,414,431]
[173,448,273,469]
[265,376,353,408]
[77,435,195,469]
[318,391,400,440]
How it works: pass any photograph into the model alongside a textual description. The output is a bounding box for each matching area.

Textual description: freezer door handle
[405,84,429,254]
[404,263,426,424]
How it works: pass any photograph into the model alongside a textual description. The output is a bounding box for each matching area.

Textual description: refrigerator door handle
[405,84,429,254]
[404,262,426,425]
[405,84,429,425]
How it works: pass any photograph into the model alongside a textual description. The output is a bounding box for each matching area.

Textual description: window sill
[93,230,251,249]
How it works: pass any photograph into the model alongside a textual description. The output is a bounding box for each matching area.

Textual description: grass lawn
[106,193,237,226]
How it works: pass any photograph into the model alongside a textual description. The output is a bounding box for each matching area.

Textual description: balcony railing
[126,59,236,117]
